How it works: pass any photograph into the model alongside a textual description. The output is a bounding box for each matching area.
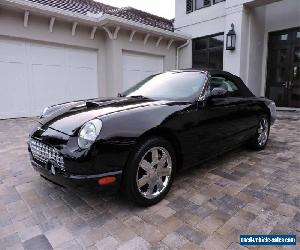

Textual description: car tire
[123,137,176,206]
[248,116,270,151]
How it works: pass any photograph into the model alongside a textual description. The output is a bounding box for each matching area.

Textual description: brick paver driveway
[0,114,299,250]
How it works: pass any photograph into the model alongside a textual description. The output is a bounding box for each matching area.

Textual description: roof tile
[25,0,174,31]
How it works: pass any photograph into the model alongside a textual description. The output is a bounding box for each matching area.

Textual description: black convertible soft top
[208,69,255,98]
[179,68,255,98]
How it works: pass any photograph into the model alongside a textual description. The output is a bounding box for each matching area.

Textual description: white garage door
[0,37,98,119]
[122,51,164,91]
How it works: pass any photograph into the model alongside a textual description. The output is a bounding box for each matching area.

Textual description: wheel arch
[261,102,271,124]
[135,127,183,172]
[257,98,273,124]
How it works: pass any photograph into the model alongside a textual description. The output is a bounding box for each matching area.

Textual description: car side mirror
[210,88,228,98]
[196,87,227,109]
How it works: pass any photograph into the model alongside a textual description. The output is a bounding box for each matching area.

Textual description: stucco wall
[0,8,105,49]
[265,0,300,32]
[174,0,227,69]
[260,0,300,96]
[246,0,300,96]
[223,5,250,81]
[238,0,300,96]
[175,0,226,38]
[0,7,178,98]
[175,0,299,97]
[104,29,178,96]
[245,6,266,96]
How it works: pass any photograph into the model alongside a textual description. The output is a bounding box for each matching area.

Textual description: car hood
[39,97,170,136]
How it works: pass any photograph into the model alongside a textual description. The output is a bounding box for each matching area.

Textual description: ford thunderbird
[28,69,276,206]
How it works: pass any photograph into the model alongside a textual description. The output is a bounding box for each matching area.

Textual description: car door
[174,99,234,168]
[231,75,262,140]
[170,73,250,169]
[196,75,249,160]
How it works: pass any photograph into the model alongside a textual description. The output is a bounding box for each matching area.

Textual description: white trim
[113,26,120,40]
[144,33,150,45]
[49,17,55,32]
[106,15,189,41]
[176,40,190,69]
[103,26,114,39]
[129,30,136,42]
[167,39,174,50]
[90,26,97,39]
[24,10,29,27]
[156,36,163,48]
[71,22,78,36]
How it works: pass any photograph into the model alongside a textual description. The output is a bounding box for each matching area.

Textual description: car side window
[210,76,241,97]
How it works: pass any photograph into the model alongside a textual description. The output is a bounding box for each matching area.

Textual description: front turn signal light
[98,176,116,185]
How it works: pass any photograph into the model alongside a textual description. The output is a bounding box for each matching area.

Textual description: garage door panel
[122,52,164,91]
[141,71,154,80]
[66,48,97,68]
[146,57,163,71]
[122,54,139,69]
[30,65,68,114]
[123,69,141,91]
[68,67,98,100]
[0,62,30,118]
[30,43,66,66]
[0,38,26,63]
[0,37,99,119]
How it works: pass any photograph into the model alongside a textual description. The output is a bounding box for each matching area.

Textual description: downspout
[176,39,191,69]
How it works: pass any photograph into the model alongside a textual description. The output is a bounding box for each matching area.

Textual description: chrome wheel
[257,118,269,147]
[136,147,172,200]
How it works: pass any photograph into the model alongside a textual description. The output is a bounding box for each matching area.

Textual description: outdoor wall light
[226,23,236,51]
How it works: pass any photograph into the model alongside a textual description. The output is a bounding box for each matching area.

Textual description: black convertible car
[28,69,276,206]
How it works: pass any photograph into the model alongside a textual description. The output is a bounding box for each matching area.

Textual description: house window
[195,0,211,9]
[192,33,224,70]
[213,0,225,3]
[186,0,193,13]
[186,0,225,13]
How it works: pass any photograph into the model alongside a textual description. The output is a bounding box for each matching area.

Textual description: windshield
[122,71,207,101]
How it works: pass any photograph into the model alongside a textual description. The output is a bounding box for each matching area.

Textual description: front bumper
[30,156,122,193]
[28,122,134,192]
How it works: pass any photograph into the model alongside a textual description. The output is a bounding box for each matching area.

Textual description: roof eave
[104,15,190,41]
[0,0,190,41]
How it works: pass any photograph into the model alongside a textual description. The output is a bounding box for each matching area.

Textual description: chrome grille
[30,139,64,170]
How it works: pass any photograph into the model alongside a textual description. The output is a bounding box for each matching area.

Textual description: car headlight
[78,119,102,149]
